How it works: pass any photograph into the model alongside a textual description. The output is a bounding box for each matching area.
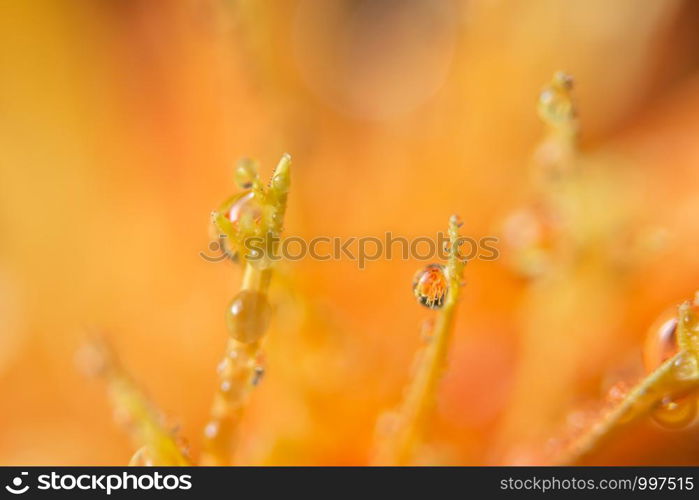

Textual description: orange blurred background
[2,0,699,465]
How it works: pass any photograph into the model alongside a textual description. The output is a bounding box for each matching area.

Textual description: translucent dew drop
[681,298,699,352]
[234,158,258,189]
[672,351,699,382]
[226,191,263,227]
[643,314,678,373]
[225,290,272,343]
[651,397,697,430]
[214,191,264,261]
[412,264,448,309]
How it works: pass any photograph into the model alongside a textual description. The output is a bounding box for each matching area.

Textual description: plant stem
[200,266,271,465]
[200,154,290,465]
[556,350,699,464]
[83,338,191,466]
[374,215,465,465]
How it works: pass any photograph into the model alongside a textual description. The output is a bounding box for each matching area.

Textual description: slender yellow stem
[200,266,270,465]
[557,351,699,464]
[556,298,699,464]
[374,216,466,465]
[200,154,291,466]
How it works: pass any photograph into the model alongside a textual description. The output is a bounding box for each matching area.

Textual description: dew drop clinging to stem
[412,263,448,310]
[225,290,272,344]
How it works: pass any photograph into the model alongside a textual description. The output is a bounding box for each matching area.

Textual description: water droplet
[651,397,697,429]
[226,192,262,227]
[672,351,699,381]
[643,314,678,373]
[681,300,699,350]
[412,264,448,309]
[225,291,272,343]
[234,158,258,189]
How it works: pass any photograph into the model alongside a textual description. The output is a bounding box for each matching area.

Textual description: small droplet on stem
[643,314,678,373]
[226,290,272,343]
[412,264,448,309]
[226,192,262,227]
[234,158,259,189]
[651,396,697,430]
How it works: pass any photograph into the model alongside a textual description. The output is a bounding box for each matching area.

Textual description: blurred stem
[495,72,588,460]
[557,350,699,464]
[557,297,699,464]
[374,216,465,465]
[85,338,190,466]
